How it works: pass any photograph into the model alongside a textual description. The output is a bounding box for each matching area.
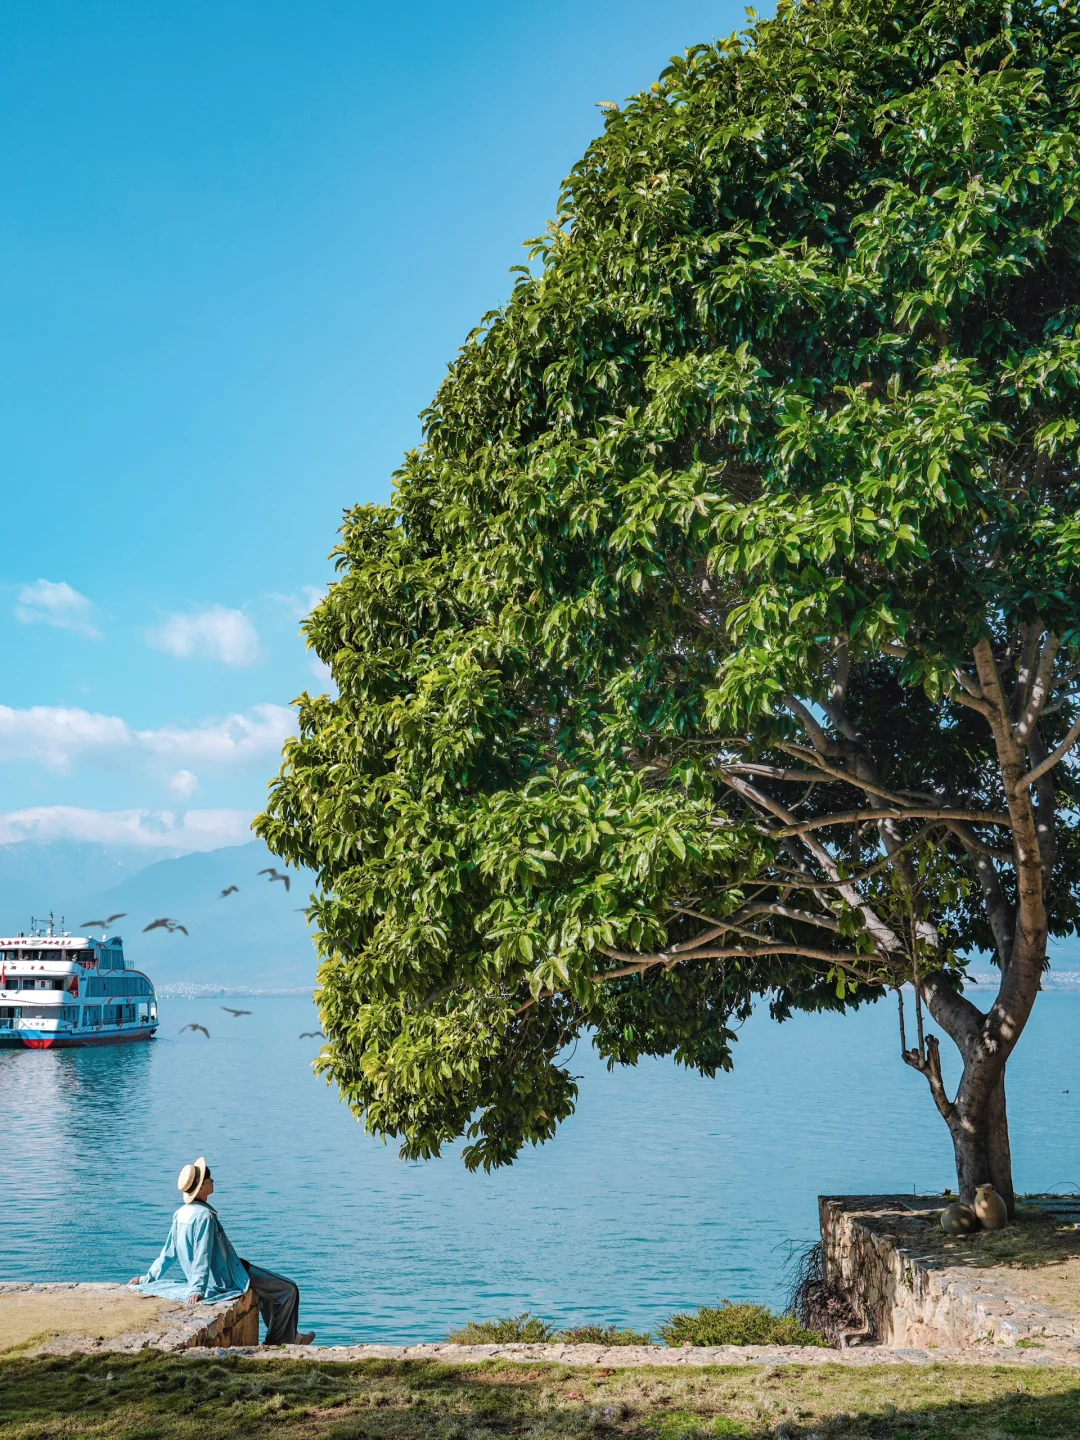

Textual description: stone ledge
[820,1195,1080,1350]
[0,1282,258,1354]
[180,1339,1080,1367]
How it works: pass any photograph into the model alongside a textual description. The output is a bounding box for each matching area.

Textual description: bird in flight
[79,913,127,928]
[222,1007,252,1017]
[258,867,291,891]
[180,1023,210,1038]
[299,1031,325,1039]
[144,918,189,935]
[218,886,239,899]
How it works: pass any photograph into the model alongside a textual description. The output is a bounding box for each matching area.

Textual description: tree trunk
[986,1070,1016,1218]
[949,1116,991,1207]
[947,1066,1015,1215]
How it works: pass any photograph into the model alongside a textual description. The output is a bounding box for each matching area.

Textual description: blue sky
[0,0,747,852]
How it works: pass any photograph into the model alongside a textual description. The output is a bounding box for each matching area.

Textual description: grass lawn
[2,1354,1079,1439]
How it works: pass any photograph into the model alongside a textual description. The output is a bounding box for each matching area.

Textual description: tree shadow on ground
[931,1208,1080,1271]
[0,1355,1078,1439]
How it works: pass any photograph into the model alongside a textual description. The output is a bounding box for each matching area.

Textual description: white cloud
[168,769,199,798]
[16,580,101,639]
[0,806,253,851]
[271,586,328,619]
[310,657,333,684]
[147,605,262,666]
[0,702,296,773]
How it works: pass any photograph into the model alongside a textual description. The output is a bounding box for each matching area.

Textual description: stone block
[0,1282,258,1355]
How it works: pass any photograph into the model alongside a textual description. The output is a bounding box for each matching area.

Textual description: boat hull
[0,1026,157,1049]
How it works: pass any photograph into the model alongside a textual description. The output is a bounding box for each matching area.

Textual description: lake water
[3,990,1079,1346]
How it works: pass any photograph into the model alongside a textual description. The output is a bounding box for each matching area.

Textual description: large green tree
[258,0,1080,1210]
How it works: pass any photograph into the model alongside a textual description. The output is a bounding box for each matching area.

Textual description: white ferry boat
[0,916,158,1049]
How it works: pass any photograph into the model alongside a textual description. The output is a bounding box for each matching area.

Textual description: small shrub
[658,1302,828,1348]
[557,1323,653,1345]
[445,1312,555,1344]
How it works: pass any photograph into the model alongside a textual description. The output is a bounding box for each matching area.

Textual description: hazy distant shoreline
[157,984,314,999]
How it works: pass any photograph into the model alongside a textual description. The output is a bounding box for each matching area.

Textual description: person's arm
[184,1209,213,1303]
[131,1222,176,1286]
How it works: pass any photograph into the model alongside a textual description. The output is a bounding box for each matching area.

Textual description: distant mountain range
[0,838,319,989]
[4,838,1080,996]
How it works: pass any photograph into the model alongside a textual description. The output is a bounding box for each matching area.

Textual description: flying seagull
[218,886,239,899]
[222,1007,252,1017]
[299,1031,325,1039]
[258,867,291,892]
[180,1023,210,1038]
[144,917,189,935]
[79,913,127,928]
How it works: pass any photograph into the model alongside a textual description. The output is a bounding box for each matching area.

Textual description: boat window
[82,1005,102,1025]
[59,1005,79,1024]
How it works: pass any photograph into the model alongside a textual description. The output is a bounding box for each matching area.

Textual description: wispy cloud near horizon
[0,702,296,774]
[16,579,101,638]
[147,605,262,666]
[0,805,254,850]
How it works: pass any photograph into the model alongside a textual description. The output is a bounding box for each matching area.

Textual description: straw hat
[177,1156,209,1203]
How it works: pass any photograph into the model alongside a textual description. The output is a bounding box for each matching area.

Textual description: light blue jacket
[136,1201,250,1302]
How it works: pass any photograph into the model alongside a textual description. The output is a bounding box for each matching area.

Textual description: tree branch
[903,1034,954,1120]
[778,807,1013,837]
[774,743,930,809]
[943,820,1015,864]
[783,696,841,755]
[672,901,843,936]
[1014,633,1060,740]
[950,666,986,700]
[720,762,828,784]
[771,823,939,888]
[1024,711,1080,788]
[1010,623,1043,724]
[720,772,905,954]
[593,941,883,982]
[831,636,850,709]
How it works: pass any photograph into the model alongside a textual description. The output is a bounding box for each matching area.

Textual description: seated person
[130,1155,314,1346]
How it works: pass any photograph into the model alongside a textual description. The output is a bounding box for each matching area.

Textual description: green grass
[657,1304,827,1348]
[2,1354,1080,1439]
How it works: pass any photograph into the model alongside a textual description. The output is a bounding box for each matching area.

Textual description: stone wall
[0,1282,258,1355]
[820,1195,1080,1350]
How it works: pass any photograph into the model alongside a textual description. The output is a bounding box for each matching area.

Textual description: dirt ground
[0,1288,174,1354]
[1000,1256,1080,1317]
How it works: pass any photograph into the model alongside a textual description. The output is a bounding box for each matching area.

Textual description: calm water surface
[3,992,1079,1345]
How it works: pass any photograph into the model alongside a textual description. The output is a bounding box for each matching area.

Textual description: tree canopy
[258,0,1080,1189]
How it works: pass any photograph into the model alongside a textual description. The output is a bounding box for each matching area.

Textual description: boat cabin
[0,919,158,1049]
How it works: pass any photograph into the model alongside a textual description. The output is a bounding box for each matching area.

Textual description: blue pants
[242,1260,301,1344]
